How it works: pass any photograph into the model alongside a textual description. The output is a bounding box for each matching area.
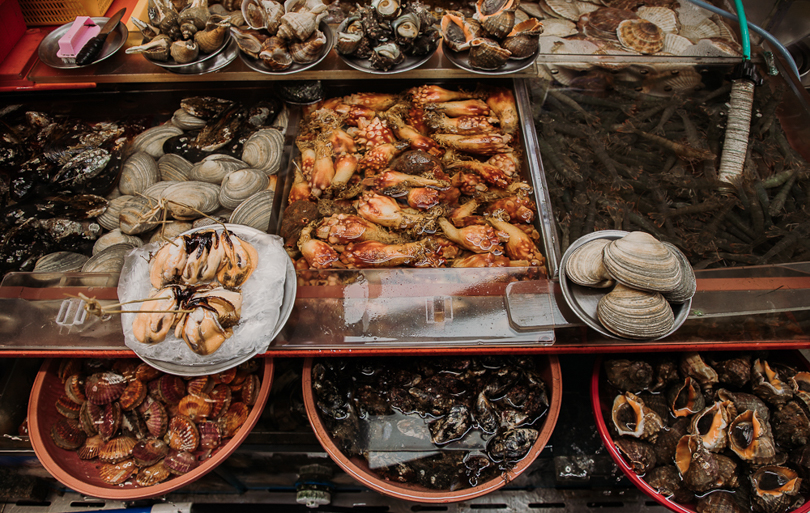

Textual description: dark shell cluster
[603,352,810,513]
[312,355,550,490]
[50,358,261,487]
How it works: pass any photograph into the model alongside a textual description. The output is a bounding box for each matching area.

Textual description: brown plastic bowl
[303,355,562,503]
[29,357,274,500]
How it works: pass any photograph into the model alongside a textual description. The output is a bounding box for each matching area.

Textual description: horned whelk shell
[597,284,674,340]
[750,466,802,513]
[675,434,718,493]
[565,238,614,288]
[469,38,512,70]
[119,152,160,196]
[611,392,665,442]
[219,168,271,209]
[602,232,682,293]
[501,18,543,59]
[93,229,143,255]
[132,125,183,158]
[189,154,249,184]
[728,409,777,464]
[475,0,518,38]
[229,190,274,231]
[259,36,293,70]
[81,244,133,273]
[162,181,221,220]
[34,252,89,272]
[617,19,664,54]
[441,12,475,52]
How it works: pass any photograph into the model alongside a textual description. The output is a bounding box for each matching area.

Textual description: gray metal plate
[335,19,437,74]
[37,17,128,69]
[143,28,233,72]
[442,40,537,75]
[238,22,335,75]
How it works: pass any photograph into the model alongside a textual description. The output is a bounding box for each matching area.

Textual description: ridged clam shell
[34,252,89,272]
[119,196,161,235]
[229,190,274,231]
[636,6,678,34]
[241,129,284,175]
[119,152,159,196]
[98,195,133,231]
[603,232,682,293]
[93,230,143,255]
[132,438,169,467]
[565,239,614,288]
[147,221,194,244]
[617,19,664,54]
[143,180,180,201]
[171,108,206,130]
[162,181,221,220]
[597,284,675,340]
[662,242,696,303]
[132,125,183,158]
[158,154,193,182]
[661,33,693,55]
[99,436,136,464]
[81,244,132,273]
[219,168,270,209]
[189,154,248,184]
[98,459,137,485]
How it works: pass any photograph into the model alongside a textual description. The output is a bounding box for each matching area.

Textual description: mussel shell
[81,244,133,273]
[119,195,161,235]
[219,168,271,209]
[597,284,674,340]
[229,190,274,231]
[99,435,136,464]
[93,229,143,255]
[162,181,221,220]
[98,195,134,231]
[132,438,170,467]
[241,129,284,175]
[565,238,614,288]
[34,252,89,272]
[158,153,193,181]
[132,125,184,158]
[119,152,160,196]
[51,418,87,450]
[189,154,248,184]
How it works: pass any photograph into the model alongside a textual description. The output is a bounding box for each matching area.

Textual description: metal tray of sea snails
[271,78,562,348]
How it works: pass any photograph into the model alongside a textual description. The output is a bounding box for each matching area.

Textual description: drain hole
[470,505,508,510]
[411,507,449,512]
[529,503,565,509]
[14,502,51,507]
[587,502,625,508]
[69,502,106,508]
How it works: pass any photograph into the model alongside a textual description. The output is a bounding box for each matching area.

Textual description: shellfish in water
[674,434,718,493]
[750,466,802,513]
[597,284,674,340]
[611,392,665,442]
[565,238,614,288]
[728,409,777,464]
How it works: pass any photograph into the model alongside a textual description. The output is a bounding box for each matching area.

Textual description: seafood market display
[533,68,810,269]
[564,231,695,340]
[46,357,262,489]
[311,355,552,491]
[0,95,285,280]
[599,353,810,513]
[336,1,441,72]
[283,84,548,272]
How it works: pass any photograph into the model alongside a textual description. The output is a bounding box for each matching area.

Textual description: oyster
[440,12,475,52]
[674,434,718,493]
[468,38,512,70]
[728,409,777,464]
[611,392,665,442]
[602,232,682,294]
[565,238,614,288]
[429,404,472,445]
[750,466,802,513]
[486,427,538,462]
[596,284,674,340]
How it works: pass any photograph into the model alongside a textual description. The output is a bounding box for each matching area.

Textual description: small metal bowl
[142,27,233,74]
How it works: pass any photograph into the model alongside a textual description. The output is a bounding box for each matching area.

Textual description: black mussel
[487,427,538,462]
[180,97,234,119]
[49,148,111,189]
[247,99,282,127]
[191,104,248,153]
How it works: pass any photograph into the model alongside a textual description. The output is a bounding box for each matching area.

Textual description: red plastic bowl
[29,357,273,500]
[303,355,562,503]
[591,353,810,513]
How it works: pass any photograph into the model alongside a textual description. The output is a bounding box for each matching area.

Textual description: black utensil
[74,9,126,66]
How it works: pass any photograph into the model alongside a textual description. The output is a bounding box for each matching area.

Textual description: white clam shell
[142,180,180,201]
[171,108,206,130]
[147,221,194,244]
[602,231,682,293]
[597,284,675,340]
[565,239,614,288]
[106,188,122,200]
[241,128,284,175]
[219,168,271,209]
[162,181,221,220]
[188,154,249,184]
[98,195,134,231]
[636,6,678,34]
[82,244,133,273]
[119,196,162,235]
[33,252,89,272]
[131,125,183,158]
[662,242,696,304]
[158,154,193,182]
[229,190,274,231]
[93,229,144,255]
[119,151,159,196]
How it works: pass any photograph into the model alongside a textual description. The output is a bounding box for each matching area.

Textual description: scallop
[636,6,678,34]
[565,239,614,288]
[93,229,143,255]
[132,125,183,158]
[33,252,89,272]
[543,0,579,21]
[171,108,206,130]
[602,231,682,293]
[119,196,162,235]
[81,244,133,273]
[229,190,274,231]
[119,152,159,196]
[98,195,133,231]
[162,181,221,220]
[680,16,720,43]
[597,284,675,340]
[241,129,284,175]
[661,33,693,55]
[142,180,180,201]
[219,168,270,209]
[158,153,193,182]
[617,19,664,54]
[539,18,578,37]
[189,154,248,184]
[147,222,194,244]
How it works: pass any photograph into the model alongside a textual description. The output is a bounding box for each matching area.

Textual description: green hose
[732,0,751,61]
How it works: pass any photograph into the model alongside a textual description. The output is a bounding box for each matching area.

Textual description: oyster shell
[242,128,284,175]
[617,19,664,54]
[441,12,475,52]
[33,252,89,272]
[611,392,665,442]
[468,38,512,70]
[229,190,274,231]
[219,168,271,209]
[750,466,802,513]
[675,434,718,493]
[119,152,160,196]
[98,195,133,231]
[92,229,143,255]
[565,238,614,288]
[189,154,248,184]
[119,195,161,235]
[81,244,132,273]
[596,284,674,340]
[132,125,183,158]
[162,181,221,220]
[728,409,777,464]
[602,231,682,293]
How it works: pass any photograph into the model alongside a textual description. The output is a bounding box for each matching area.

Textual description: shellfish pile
[134,228,258,356]
[312,355,550,490]
[336,1,441,71]
[602,352,810,513]
[282,84,547,271]
[565,231,695,339]
[441,0,544,70]
[50,358,261,488]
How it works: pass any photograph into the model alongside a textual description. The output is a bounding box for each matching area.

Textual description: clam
[611,392,665,442]
[602,232,682,293]
[136,461,171,486]
[501,18,543,59]
[147,221,194,244]
[98,460,137,485]
[132,438,170,467]
[193,215,230,229]
[597,284,674,340]
[132,125,183,158]
[194,21,230,54]
[229,190,274,231]
[162,181,221,220]
[51,418,87,450]
[750,466,802,513]
[33,252,89,272]
[98,195,134,231]
[119,196,162,235]
[565,238,614,288]
[259,36,293,70]
[142,180,180,202]
[441,12,475,52]
[661,242,696,303]
[189,154,248,184]
[241,128,284,175]
[468,38,511,70]
[336,31,363,55]
[93,229,143,255]
[171,108,206,130]
[81,244,132,273]
[219,168,270,209]
[728,409,777,464]
[289,29,326,64]
[119,151,160,196]
[674,434,718,493]
[617,19,665,54]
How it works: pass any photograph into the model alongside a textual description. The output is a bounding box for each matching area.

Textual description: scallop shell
[602,231,682,293]
[143,180,180,201]
[164,449,198,475]
[136,461,171,486]
[135,363,161,382]
[219,168,271,210]
[132,125,183,158]
[641,68,703,97]
[81,244,132,273]
[93,229,144,255]
[51,418,87,450]
[98,459,137,485]
[65,375,86,404]
[166,414,200,451]
[158,374,187,404]
[77,435,104,460]
[189,154,248,184]
[98,195,133,231]
[662,242,696,303]
[178,393,213,421]
[469,38,512,70]
[617,19,664,54]
[97,403,122,441]
[680,16,720,43]
[229,190,274,231]
[119,195,161,235]
[34,252,89,272]
[597,284,675,340]
[218,402,249,437]
[143,400,168,438]
[210,384,232,419]
[241,374,261,405]
[544,0,580,21]
[518,2,543,18]
[241,129,284,175]
[147,221,194,244]
[636,6,677,34]
[56,396,82,418]
[711,15,738,43]
[99,436,136,464]
[119,380,148,411]
[579,7,636,41]
[681,38,741,58]
[119,152,160,196]
[172,108,206,130]
[661,32,693,55]
[198,421,222,450]
[132,438,170,467]
[162,181,221,220]
[158,154,193,182]
[565,239,614,288]
[85,372,126,405]
[539,18,578,37]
